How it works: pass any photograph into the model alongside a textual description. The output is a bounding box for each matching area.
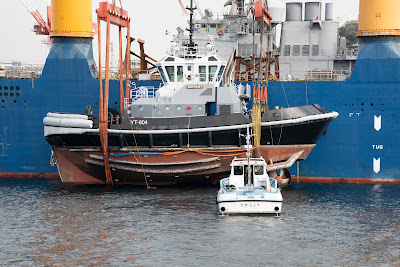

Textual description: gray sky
[0,0,359,64]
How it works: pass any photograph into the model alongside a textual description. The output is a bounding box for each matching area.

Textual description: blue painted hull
[0,38,154,176]
[0,37,399,182]
[266,38,400,181]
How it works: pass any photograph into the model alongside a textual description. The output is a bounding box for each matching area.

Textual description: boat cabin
[228,157,272,189]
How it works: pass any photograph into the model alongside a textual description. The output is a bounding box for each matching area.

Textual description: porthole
[176,105,182,111]
[10,86,14,91]
[198,106,203,110]
[16,86,20,91]
[4,93,8,97]
[0,86,2,90]
[165,106,170,111]
[0,93,2,96]
[4,86,8,91]
[10,93,14,97]
[16,93,20,97]
[139,106,144,111]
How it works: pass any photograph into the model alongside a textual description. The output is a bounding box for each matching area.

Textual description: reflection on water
[0,179,399,266]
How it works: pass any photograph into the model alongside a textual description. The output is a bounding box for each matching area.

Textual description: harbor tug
[217,127,282,215]
[43,0,337,185]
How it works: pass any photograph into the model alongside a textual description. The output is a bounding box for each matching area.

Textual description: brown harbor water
[0,178,399,266]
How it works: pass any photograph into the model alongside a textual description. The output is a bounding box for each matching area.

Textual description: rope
[305,80,308,105]
[278,109,283,145]
[187,116,191,148]
[126,121,155,189]
[280,80,289,108]
[103,151,164,159]
[164,146,261,158]
[50,149,56,167]
[269,122,274,146]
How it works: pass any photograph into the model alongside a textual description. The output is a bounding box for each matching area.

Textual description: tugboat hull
[45,104,337,185]
[52,145,314,185]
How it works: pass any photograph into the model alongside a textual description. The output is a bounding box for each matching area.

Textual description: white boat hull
[217,200,282,215]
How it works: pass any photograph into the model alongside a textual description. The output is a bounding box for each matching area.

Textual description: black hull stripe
[44,112,338,136]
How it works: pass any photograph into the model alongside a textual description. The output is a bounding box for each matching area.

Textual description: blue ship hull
[1,37,399,183]
[267,37,400,183]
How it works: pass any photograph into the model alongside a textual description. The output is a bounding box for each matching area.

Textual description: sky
[0,0,359,64]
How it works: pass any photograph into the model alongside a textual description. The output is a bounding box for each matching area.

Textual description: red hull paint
[0,172,59,179]
[295,176,400,185]
[1,173,399,185]
[53,145,315,185]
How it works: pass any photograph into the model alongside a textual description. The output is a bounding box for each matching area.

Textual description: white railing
[336,48,358,58]
[124,97,130,111]
[0,60,43,79]
[171,46,212,58]
[305,70,338,81]
[130,86,157,101]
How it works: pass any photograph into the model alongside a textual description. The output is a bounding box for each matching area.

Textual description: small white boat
[217,128,283,215]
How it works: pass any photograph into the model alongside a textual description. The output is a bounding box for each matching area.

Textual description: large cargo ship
[1,0,400,184]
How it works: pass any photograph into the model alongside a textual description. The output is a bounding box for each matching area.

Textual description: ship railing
[96,68,161,81]
[336,48,358,58]
[305,70,338,81]
[130,86,157,101]
[124,97,130,111]
[0,60,44,79]
[171,46,211,58]
[130,69,161,81]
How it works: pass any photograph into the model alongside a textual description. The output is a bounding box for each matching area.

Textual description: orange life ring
[218,29,224,36]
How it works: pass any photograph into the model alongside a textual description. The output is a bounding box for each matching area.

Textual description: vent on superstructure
[302,45,310,56]
[293,45,300,56]
[312,45,319,56]
[284,45,290,56]
[219,105,231,115]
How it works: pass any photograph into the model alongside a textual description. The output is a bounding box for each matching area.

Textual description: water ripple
[0,179,399,266]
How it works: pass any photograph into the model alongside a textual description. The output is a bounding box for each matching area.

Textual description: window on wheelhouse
[208,65,218,82]
[217,65,225,81]
[199,65,207,82]
[158,66,167,83]
[177,66,183,82]
[165,66,175,82]
[254,166,264,175]
[234,166,243,175]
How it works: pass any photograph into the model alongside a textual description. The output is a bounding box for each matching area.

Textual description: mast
[186,0,196,48]
[245,126,253,186]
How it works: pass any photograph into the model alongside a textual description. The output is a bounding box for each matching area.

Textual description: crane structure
[19,0,51,35]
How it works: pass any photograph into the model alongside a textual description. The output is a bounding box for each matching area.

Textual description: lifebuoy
[218,29,224,36]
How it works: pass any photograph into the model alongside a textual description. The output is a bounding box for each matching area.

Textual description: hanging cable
[305,80,309,105]
[280,80,289,108]
[127,120,156,189]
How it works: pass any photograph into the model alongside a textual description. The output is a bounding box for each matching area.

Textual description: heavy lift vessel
[1,0,400,184]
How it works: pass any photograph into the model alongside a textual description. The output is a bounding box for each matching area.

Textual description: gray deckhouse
[129,42,244,119]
